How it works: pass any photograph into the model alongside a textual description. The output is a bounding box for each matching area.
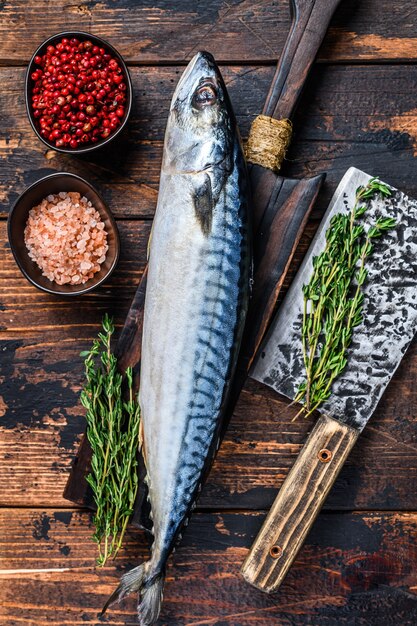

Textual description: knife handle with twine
[245,115,292,173]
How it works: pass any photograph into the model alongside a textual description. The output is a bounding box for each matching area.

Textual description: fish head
[164,51,235,173]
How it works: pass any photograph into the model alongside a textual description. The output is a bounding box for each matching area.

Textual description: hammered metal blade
[252,167,417,431]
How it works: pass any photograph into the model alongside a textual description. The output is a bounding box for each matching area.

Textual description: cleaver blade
[253,166,417,427]
[241,167,417,593]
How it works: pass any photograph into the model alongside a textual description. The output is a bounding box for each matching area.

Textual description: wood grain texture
[0,0,416,64]
[21,0,341,514]
[242,414,359,593]
[246,172,324,366]
[1,508,417,625]
[3,64,417,220]
[64,174,325,508]
[1,218,417,511]
[64,0,336,506]
[63,267,149,507]
[1,2,417,623]
[262,0,342,120]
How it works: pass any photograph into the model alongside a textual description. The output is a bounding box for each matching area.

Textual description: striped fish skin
[105,52,251,625]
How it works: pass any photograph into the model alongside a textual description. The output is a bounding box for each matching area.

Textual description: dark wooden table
[1,1,417,624]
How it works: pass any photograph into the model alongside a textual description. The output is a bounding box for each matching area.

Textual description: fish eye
[192,83,217,109]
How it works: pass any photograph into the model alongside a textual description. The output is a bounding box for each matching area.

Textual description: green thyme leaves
[294,178,396,418]
[80,314,141,566]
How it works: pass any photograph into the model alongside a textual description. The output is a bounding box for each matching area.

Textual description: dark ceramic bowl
[25,30,132,154]
[8,172,120,295]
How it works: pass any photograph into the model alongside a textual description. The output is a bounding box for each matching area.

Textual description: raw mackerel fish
[104,51,251,624]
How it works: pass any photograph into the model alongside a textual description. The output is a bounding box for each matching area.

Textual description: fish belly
[140,170,244,560]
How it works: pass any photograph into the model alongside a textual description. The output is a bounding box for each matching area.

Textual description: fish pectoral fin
[192,173,213,236]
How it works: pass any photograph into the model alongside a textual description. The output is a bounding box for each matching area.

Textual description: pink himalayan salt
[24,191,109,286]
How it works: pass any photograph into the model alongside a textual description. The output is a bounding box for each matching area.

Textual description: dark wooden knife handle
[241,413,359,593]
[263,0,342,120]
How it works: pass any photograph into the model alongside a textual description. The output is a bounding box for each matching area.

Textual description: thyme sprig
[80,314,141,566]
[294,178,396,418]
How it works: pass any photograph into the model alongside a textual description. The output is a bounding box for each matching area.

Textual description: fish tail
[101,561,165,626]
[137,570,164,626]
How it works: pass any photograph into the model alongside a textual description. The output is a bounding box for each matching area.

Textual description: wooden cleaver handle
[241,413,359,593]
[264,0,342,121]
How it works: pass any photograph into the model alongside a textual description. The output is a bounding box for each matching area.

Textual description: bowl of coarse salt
[8,172,120,295]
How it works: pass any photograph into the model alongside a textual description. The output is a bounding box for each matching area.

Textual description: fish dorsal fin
[192,173,213,236]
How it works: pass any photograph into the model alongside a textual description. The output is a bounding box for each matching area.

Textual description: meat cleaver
[241,167,417,592]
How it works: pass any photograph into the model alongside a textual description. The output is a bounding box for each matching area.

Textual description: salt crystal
[24,191,108,286]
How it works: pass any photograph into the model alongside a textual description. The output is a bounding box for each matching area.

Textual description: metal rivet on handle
[270,545,282,559]
[318,448,332,463]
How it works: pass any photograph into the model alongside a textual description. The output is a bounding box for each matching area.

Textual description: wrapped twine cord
[245,115,292,173]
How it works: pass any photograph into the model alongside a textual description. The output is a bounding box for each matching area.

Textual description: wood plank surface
[0,0,416,64]
[1,219,416,511]
[1,508,417,625]
[1,1,417,624]
[2,64,417,221]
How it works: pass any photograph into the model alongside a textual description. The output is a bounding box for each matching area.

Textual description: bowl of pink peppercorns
[25,31,132,153]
